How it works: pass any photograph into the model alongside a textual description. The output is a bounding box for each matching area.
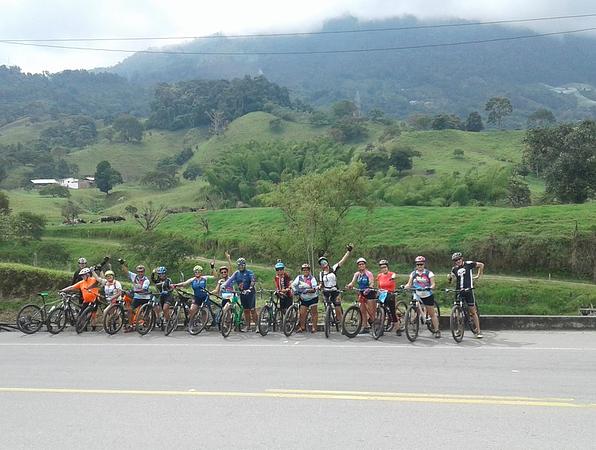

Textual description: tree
[331,100,357,119]
[360,149,389,175]
[527,109,556,129]
[133,202,169,232]
[388,146,421,174]
[61,201,82,223]
[112,115,143,143]
[12,212,46,241]
[182,163,202,181]
[0,191,9,214]
[329,118,368,143]
[506,176,531,207]
[94,161,123,195]
[485,97,512,129]
[431,114,463,130]
[465,112,484,132]
[141,171,179,190]
[206,110,228,136]
[39,185,70,198]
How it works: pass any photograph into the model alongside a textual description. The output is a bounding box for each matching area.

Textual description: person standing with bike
[119,260,153,317]
[274,261,293,316]
[173,265,216,327]
[404,256,440,338]
[61,267,100,331]
[223,257,257,331]
[151,266,174,322]
[318,244,353,325]
[376,259,401,335]
[448,252,484,338]
[291,263,320,333]
[346,257,376,334]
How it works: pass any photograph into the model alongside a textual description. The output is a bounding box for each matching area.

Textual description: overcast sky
[1,0,595,73]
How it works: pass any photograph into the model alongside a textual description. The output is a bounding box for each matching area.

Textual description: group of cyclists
[57,244,485,338]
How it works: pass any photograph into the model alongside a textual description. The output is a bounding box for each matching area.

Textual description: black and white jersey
[451,261,478,290]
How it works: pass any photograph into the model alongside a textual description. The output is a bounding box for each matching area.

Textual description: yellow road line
[266,389,575,402]
[0,387,592,409]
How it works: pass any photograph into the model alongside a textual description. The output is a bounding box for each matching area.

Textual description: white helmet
[78,257,87,264]
[356,257,367,264]
[79,267,91,276]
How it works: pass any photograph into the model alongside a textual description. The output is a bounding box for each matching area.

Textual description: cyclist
[448,252,485,338]
[404,256,439,338]
[274,260,293,315]
[376,259,401,335]
[151,266,174,321]
[212,252,234,308]
[291,263,320,333]
[61,267,100,331]
[119,259,153,317]
[92,268,133,331]
[223,258,257,331]
[71,257,89,285]
[346,257,376,333]
[173,265,216,325]
[318,243,353,324]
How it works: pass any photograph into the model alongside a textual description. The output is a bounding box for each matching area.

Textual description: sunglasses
[275,268,284,271]
[416,263,424,266]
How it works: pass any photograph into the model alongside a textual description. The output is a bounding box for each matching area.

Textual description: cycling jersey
[353,270,374,291]
[224,269,256,291]
[320,263,341,290]
[275,272,293,297]
[376,271,397,292]
[72,277,99,303]
[452,261,478,290]
[128,271,151,300]
[217,277,235,299]
[410,269,434,298]
[190,277,209,301]
[103,280,122,300]
[291,274,319,300]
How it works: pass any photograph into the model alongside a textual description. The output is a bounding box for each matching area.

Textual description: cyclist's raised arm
[225,251,232,272]
[336,244,353,268]
[474,261,485,279]
[91,269,107,285]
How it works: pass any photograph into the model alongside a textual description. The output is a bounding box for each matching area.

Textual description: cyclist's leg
[366,299,377,326]
[331,291,342,322]
[386,293,398,323]
[240,291,256,330]
[358,295,368,326]
[298,304,307,331]
[189,297,203,319]
[423,296,439,333]
[162,301,171,321]
[310,300,319,333]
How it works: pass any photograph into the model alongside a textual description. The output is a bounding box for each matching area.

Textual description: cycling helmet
[193,265,203,273]
[274,262,285,270]
[318,257,329,266]
[104,270,115,277]
[78,257,87,264]
[451,252,463,261]
[236,257,246,266]
[219,266,228,272]
[415,256,426,263]
[156,266,167,275]
[136,265,145,272]
[79,267,91,276]
[356,257,367,264]
[301,263,311,270]
[378,259,389,266]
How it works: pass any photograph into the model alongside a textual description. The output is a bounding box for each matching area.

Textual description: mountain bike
[163,289,191,336]
[135,294,161,336]
[75,294,107,334]
[220,292,244,338]
[47,292,81,334]
[341,290,364,338]
[322,288,343,338]
[402,288,441,342]
[102,296,131,335]
[258,289,283,336]
[16,292,59,334]
[446,288,479,343]
[187,290,223,335]
[282,295,314,337]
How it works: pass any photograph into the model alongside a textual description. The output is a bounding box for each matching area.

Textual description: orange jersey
[376,272,397,292]
[73,277,100,303]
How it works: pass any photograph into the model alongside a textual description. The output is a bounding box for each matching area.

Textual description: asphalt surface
[1,328,596,449]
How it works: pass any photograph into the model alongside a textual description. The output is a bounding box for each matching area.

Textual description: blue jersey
[191,277,209,300]
[225,269,255,291]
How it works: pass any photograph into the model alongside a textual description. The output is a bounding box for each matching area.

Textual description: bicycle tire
[47,306,66,334]
[371,305,385,340]
[221,305,233,338]
[342,305,362,338]
[103,304,124,335]
[75,306,93,334]
[16,304,44,334]
[450,305,465,343]
[324,305,332,338]
[383,306,394,333]
[283,305,298,337]
[135,304,155,336]
[405,306,419,342]
[273,308,283,332]
[206,302,222,330]
[426,301,441,333]
[67,303,81,326]
[258,306,270,336]
[164,306,179,336]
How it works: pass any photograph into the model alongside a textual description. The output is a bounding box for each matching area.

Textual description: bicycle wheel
[283,305,298,337]
[342,305,362,338]
[450,305,465,343]
[189,306,209,335]
[273,307,283,332]
[208,303,222,330]
[395,301,407,332]
[426,302,441,333]
[103,304,124,335]
[67,303,81,326]
[75,306,93,334]
[136,304,155,336]
[164,307,179,336]
[221,305,233,338]
[371,305,385,340]
[405,306,420,342]
[16,304,44,334]
[324,305,332,338]
[258,306,270,336]
[46,306,65,334]
[383,306,394,333]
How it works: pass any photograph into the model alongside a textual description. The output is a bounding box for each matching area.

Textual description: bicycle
[75,295,107,334]
[47,292,82,334]
[282,295,314,337]
[16,292,59,334]
[446,288,479,343]
[322,288,343,338]
[135,293,162,336]
[187,290,223,335]
[220,292,244,338]
[386,291,408,335]
[163,289,192,336]
[341,288,377,339]
[102,295,132,335]
[258,289,283,336]
[402,287,441,342]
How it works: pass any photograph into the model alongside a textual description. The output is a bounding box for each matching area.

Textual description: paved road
[1,329,596,449]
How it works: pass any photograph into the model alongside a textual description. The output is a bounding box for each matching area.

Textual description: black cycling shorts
[323,290,341,306]
[240,289,256,310]
[277,293,293,310]
[421,294,436,307]
[460,290,476,307]
[132,298,150,309]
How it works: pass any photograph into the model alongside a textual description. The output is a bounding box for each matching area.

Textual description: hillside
[108,16,596,124]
